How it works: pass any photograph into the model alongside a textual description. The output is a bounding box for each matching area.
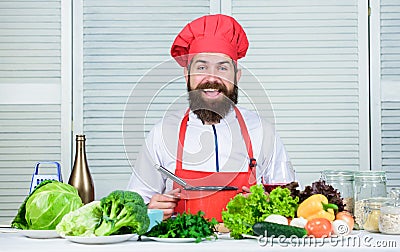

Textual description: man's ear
[236,68,242,82]
[184,67,189,83]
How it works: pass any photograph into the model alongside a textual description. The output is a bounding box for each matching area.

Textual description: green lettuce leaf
[221,184,270,239]
[56,201,102,236]
[265,187,299,218]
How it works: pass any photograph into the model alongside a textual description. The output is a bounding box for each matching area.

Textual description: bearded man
[127,14,295,220]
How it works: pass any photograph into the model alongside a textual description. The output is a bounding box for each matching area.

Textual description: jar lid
[364,197,389,208]
[354,171,387,182]
[321,170,354,181]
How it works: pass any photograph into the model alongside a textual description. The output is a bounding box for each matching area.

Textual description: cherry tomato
[335,211,354,230]
[305,218,332,238]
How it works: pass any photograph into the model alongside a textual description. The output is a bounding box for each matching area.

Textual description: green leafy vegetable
[221,184,299,239]
[265,187,299,218]
[145,211,218,243]
[55,190,150,237]
[56,201,102,236]
[12,180,83,230]
[287,180,345,212]
[221,184,269,239]
[94,190,150,236]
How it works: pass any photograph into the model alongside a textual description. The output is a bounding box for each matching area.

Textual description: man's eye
[219,66,228,71]
[197,66,206,70]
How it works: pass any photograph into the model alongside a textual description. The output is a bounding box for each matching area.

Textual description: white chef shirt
[126,106,295,203]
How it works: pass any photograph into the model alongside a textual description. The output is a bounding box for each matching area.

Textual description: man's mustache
[195,82,228,94]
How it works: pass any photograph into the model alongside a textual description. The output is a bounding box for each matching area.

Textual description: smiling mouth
[202,88,221,98]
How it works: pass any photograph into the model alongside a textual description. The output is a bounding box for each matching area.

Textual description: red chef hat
[170,14,249,67]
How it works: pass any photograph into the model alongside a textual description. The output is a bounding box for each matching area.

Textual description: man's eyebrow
[217,60,232,65]
[193,59,232,65]
[193,59,208,64]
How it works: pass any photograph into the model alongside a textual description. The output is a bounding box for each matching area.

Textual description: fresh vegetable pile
[222,181,355,239]
[12,180,83,230]
[221,184,298,239]
[56,189,150,236]
[145,211,218,243]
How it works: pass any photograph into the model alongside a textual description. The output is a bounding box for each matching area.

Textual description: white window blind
[380,0,400,187]
[230,0,368,186]
[80,0,211,198]
[0,0,62,225]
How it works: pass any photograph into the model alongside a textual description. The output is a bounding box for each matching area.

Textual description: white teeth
[203,88,218,92]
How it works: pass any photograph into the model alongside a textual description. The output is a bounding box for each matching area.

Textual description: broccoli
[94,190,150,236]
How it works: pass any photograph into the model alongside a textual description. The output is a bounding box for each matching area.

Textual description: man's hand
[147,188,181,220]
[241,186,251,193]
[242,185,269,197]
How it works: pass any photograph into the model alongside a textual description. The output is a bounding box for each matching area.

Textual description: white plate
[64,234,137,244]
[18,229,60,239]
[145,236,208,243]
[0,226,17,233]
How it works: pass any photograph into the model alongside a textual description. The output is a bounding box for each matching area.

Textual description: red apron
[173,107,257,217]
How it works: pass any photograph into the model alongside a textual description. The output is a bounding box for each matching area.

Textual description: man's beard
[188,82,238,124]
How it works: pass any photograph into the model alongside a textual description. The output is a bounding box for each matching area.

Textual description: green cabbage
[56,201,102,237]
[12,180,83,230]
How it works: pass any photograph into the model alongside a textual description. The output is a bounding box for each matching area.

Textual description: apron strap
[176,108,190,171]
[176,107,257,176]
[234,107,257,185]
[233,106,256,167]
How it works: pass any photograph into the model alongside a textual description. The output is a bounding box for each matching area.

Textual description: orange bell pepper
[297,194,338,221]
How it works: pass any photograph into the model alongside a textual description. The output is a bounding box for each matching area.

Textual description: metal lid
[354,171,387,182]
[321,170,354,181]
[364,197,389,209]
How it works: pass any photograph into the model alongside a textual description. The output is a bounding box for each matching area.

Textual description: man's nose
[204,70,221,83]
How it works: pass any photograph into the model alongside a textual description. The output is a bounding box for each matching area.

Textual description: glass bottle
[321,170,355,214]
[354,171,387,229]
[379,188,400,234]
[68,135,95,204]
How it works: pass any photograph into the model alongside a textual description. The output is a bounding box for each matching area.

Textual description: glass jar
[379,188,400,234]
[354,171,387,229]
[363,197,388,233]
[321,170,355,214]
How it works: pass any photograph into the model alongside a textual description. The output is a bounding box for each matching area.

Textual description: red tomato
[305,218,332,238]
[336,211,354,230]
